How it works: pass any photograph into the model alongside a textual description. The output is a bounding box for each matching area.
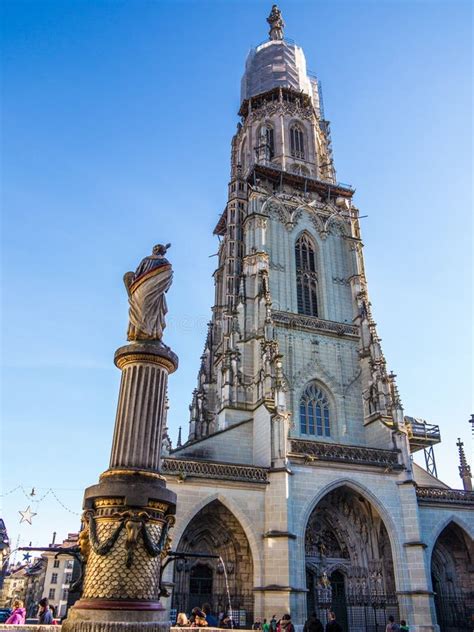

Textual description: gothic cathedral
[161,7,473,631]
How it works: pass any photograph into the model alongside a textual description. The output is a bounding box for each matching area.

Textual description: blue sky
[1,0,472,554]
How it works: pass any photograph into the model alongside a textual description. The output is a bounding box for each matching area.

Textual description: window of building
[300,383,331,437]
[295,232,318,317]
[66,560,74,569]
[290,163,310,176]
[62,589,68,601]
[290,124,305,159]
[49,588,56,600]
[257,124,274,161]
[51,573,58,584]
[53,560,60,568]
[64,573,72,585]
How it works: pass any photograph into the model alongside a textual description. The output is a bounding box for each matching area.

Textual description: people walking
[38,598,53,624]
[49,605,58,625]
[385,615,400,632]
[262,618,270,632]
[5,600,26,625]
[270,615,277,632]
[252,618,262,630]
[399,621,409,632]
[325,612,342,632]
[279,614,295,632]
[303,613,324,632]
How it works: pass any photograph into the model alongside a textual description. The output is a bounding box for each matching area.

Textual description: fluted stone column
[110,343,175,471]
[63,342,178,632]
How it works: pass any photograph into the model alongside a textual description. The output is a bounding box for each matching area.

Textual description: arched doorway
[172,500,254,626]
[189,563,213,608]
[305,486,399,631]
[431,521,473,631]
[330,570,348,630]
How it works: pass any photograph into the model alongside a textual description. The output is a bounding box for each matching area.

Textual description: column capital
[114,341,178,373]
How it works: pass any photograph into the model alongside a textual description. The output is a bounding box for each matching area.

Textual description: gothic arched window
[258,124,274,161]
[295,232,319,317]
[290,124,305,159]
[300,383,331,437]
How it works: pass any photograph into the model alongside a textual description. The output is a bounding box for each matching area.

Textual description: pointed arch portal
[172,500,254,626]
[431,521,473,631]
[305,485,399,630]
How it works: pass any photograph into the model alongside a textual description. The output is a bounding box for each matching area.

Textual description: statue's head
[152,243,171,256]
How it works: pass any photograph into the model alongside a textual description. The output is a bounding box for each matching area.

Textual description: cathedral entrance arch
[305,485,399,631]
[172,500,254,626]
[431,521,473,631]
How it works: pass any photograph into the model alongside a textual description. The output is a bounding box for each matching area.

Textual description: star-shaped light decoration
[19,506,37,525]
[22,552,32,563]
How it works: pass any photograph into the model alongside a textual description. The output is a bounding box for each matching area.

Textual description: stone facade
[161,8,473,632]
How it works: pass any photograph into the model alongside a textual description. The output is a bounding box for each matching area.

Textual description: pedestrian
[176,613,190,627]
[270,615,277,632]
[191,608,208,627]
[49,605,58,625]
[400,621,409,632]
[385,615,400,632]
[219,614,232,629]
[325,612,342,632]
[202,604,219,628]
[303,613,323,632]
[252,618,262,630]
[38,598,53,625]
[279,614,295,632]
[5,599,26,625]
[262,618,270,632]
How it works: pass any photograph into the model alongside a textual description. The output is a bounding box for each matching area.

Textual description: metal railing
[246,160,353,192]
[404,416,440,441]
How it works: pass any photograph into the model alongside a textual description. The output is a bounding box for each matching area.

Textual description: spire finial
[267,5,285,41]
[177,426,182,448]
[456,437,472,491]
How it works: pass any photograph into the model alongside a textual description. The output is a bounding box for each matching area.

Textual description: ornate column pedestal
[63,342,178,632]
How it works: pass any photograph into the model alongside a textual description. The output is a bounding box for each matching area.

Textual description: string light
[1,484,81,517]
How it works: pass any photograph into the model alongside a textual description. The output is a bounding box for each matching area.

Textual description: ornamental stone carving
[248,101,314,123]
[265,199,302,230]
[161,458,269,484]
[290,439,402,469]
[80,503,174,600]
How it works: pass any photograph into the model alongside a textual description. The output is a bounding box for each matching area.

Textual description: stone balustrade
[415,486,474,505]
[289,439,402,469]
[162,458,269,484]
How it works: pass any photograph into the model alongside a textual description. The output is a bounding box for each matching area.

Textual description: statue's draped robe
[127,257,172,341]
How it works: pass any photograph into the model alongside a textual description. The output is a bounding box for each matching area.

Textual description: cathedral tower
[186,3,405,461]
[162,7,474,630]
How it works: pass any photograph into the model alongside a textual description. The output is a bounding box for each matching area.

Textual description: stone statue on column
[63,244,178,632]
[124,243,172,341]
